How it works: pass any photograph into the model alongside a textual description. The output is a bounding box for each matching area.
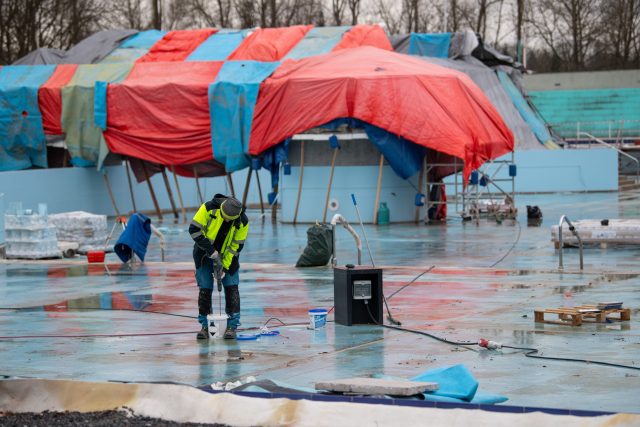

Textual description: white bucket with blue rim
[308,308,328,330]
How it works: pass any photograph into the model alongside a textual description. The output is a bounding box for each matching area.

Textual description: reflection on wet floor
[1,192,640,413]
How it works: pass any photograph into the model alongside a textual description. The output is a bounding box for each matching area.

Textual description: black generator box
[333,266,383,326]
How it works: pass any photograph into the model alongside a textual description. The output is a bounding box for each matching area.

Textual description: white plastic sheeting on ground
[1,379,638,427]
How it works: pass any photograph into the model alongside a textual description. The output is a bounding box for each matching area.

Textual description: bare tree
[374,0,402,34]
[331,0,347,25]
[599,0,640,68]
[347,0,360,24]
[528,0,604,71]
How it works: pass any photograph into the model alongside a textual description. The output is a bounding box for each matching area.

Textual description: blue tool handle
[351,194,357,205]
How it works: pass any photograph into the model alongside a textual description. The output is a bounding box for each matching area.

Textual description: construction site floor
[1,191,639,414]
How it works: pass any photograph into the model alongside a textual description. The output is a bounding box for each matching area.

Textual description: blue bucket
[308,308,328,330]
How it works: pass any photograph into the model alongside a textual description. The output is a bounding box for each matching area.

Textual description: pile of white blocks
[48,211,108,253]
[5,213,60,259]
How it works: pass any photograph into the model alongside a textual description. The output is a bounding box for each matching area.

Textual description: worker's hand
[220,270,226,280]
[208,250,219,259]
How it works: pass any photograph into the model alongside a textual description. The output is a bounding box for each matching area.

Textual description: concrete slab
[1,191,639,414]
[315,378,438,395]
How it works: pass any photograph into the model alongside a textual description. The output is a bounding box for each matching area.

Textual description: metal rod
[558,215,584,271]
[124,158,137,213]
[226,172,236,198]
[351,194,375,267]
[293,140,305,224]
[373,155,384,225]
[161,168,179,221]
[271,184,278,222]
[170,165,187,223]
[242,168,252,207]
[193,167,203,205]
[415,155,425,223]
[323,147,339,223]
[255,169,265,215]
[102,172,121,217]
[141,161,162,221]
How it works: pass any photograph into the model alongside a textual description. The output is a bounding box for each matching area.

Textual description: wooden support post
[242,168,252,207]
[373,155,384,225]
[323,146,339,224]
[124,158,137,213]
[103,172,121,217]
[226,172,236,198]
[170,165,187,223]
[293,140,304,225]
[271,184,278,222]
[193,167,203,205]
[255,169,265,215]
[142,161,162,221]
[415,156,425,223]
[161,168,179,222]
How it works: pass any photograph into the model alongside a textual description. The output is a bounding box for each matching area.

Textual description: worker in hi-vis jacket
[189,194,249,340]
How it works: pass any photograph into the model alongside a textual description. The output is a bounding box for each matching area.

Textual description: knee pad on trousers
[224,285,240,315]
[198,288,212,317]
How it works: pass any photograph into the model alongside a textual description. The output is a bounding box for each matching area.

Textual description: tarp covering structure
[332,25,393,51]
[104,61,223,166]
[424,56,541,149]
[61,63,133,166]
[284,26,351,60]
[11,48,66,66]
[249,47,514,182]
[407,33,452,58]
[101,30,166,64]
[497,70,555,147]
[209,61,281,172]
[137,29,217,63]
[228,25,312,61]
[39,64,78,135]
[186,30,250,61]
[0,65,56,171]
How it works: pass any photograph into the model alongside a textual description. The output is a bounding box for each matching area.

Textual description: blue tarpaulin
[120,30,166,49]
[208,61,280,172]
[497,70,551,145]
[187,30,249,61]
[322,118,426,179]
[408,33,452,58]
[0,65,56,171]
[284,26,350,60]
[114,213,152,263]
[101,30,166,64]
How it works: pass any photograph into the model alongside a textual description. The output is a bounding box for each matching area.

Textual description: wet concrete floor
[1,192,639,413]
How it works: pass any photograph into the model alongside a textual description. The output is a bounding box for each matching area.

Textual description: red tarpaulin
[228,25,313,61]
[137,29,217,62]
[104,61,222,165]
[333,25,393,52]
[249,47,514,181]
[39,64,78,135]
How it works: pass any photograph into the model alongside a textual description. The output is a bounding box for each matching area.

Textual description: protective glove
[220,270,226,280]
[208,250,219,259]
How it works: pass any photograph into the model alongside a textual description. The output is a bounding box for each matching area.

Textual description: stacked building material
[48,211,108,253]
[4,213,59,259]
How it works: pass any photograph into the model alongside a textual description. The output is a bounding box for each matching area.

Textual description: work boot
[223,327,236,340]
[196,326,209,340]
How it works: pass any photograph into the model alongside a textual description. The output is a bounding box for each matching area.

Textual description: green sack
[295,224,333,267]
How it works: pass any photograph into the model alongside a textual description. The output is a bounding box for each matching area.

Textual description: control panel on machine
[353,280,372,300]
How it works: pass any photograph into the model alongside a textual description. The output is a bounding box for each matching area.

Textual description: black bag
[295,224,333,267]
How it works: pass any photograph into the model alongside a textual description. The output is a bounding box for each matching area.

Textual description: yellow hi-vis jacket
[190,198,249,272]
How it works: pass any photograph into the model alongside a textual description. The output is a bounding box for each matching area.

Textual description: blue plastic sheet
[101,30,165,64]
[120,30,166,49]
[208,61,280,172]
[322,118,426,179]
[114,213,152,263]
[187,30,249,61]
[408,33,452,58]
[284,26,350,60]
[411,364,478,400]
[0,65,56,171]
[497,70,550,145]
[94,81,108,130]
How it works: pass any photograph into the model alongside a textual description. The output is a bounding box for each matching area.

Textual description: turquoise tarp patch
[408,33,452,58]
[208,61,280,172]
[0,65,56,171]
